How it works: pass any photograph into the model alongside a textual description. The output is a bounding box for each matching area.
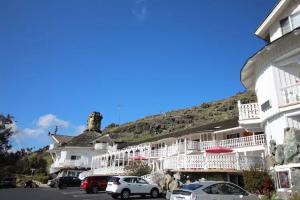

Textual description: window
[281,17,291,35]
[220,184,248,196]
[276,171,290,189]
[291,12,300,29]
[203,184,222,194]
[137,178,148,184]
[70,155,81,160]
[123,178,134,183]
[280,12,300,35]
[226,133,240,139]
[203,184,247,195]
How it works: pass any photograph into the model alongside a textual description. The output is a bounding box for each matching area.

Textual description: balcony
[187,134,265,151]
[281,82,300,106]
[91,153,264,175]
[238,101,260,120]
[93,166,126,175]
[50,158,90,169]
[163,154,264,171]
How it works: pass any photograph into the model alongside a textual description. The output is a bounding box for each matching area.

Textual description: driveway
[0,187,165,200]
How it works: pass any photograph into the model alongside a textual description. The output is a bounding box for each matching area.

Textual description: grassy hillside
[103,91,256,144]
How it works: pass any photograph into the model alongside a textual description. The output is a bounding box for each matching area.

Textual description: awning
[206,146,233,154]
[130,155,147,160]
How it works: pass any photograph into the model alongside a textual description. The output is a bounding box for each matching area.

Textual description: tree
[242,168,274,197]
[0,114,14,153]
[125,161,152,177]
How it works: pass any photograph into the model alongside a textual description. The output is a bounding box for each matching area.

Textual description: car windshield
[181,183,202,190]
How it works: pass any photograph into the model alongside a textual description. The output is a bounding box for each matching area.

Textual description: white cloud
[75,125,86,134]
[132,0,148,21]
[10,114,72,150]
[37,114,69,128]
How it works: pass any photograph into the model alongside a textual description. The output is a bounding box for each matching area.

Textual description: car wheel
[121,189,130,200]
[92,186,98,194]
[111,194,119,199]
[150,188,159,198]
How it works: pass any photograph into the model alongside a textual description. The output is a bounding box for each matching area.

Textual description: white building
[49,112,116,177]
[238,0,300,191]
[91,118,266,184]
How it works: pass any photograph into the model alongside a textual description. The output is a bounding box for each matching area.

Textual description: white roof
[255,0,291,40]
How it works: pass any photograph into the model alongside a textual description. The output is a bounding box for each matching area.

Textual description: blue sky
[0,0,276,150]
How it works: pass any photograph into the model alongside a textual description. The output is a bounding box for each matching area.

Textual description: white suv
[106,176,161,199]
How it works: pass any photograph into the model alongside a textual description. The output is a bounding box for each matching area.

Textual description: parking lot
[0,187,166,200]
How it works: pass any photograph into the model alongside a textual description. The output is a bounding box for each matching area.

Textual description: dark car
[80,175,110,193]
[57,176,81,189]
[0,177,16,188]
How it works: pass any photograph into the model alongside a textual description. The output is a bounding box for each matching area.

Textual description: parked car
[80,175,110,193]
[47,179,57,188]
[106,176,161,199]
[57,176,81,189]
[0,177,16,188]
[170,181,258,200]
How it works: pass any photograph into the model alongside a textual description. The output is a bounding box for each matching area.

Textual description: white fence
[238,101,260,120]
[163,154,263,171]
[187,134,265,151]
[281,82,300,105]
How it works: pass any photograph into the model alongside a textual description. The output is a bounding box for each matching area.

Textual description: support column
[204,151,208,170]
[235,152,240,170]
[244,151,248,170]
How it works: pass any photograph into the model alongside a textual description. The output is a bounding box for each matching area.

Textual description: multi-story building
[91,118,266,184]
[238,0,300,191]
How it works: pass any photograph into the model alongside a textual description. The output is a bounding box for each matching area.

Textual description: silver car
[170,181,258,200]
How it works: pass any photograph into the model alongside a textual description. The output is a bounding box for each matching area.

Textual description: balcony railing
[93,166,126,175]
[187,134,265,151]
[281,82,300,106]
[238,101,260,120]
[92,153,264,175]
[163,154,264,171]
[52,158,90,168]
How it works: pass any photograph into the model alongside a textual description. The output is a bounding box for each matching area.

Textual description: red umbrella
[131,155,147,160]
[206,146,233,153]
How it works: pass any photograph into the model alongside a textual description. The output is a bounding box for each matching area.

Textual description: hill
[102,91,257,144]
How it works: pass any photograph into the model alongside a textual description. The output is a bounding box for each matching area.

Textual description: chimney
[87,112,103,132]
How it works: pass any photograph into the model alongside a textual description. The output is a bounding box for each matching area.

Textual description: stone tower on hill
[87,112,103,132]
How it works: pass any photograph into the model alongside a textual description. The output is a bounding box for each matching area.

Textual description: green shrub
[33,173,49,184]
[259,194,283,200]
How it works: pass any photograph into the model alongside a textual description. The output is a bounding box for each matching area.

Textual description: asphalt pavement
[0,187,165,200]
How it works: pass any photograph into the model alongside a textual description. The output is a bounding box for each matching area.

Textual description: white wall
[255,65,280,121]
[265,114,287,152]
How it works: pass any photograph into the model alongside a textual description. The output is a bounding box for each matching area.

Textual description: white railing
[187,134,265,151]
[93,166,125,175]
[167,144,179,156]
[58,158,90,168]
[163,154,263,171]
[281,82,300,106]
[94,143,108,150]
[108,145,118,152]
[238,101,260,120]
